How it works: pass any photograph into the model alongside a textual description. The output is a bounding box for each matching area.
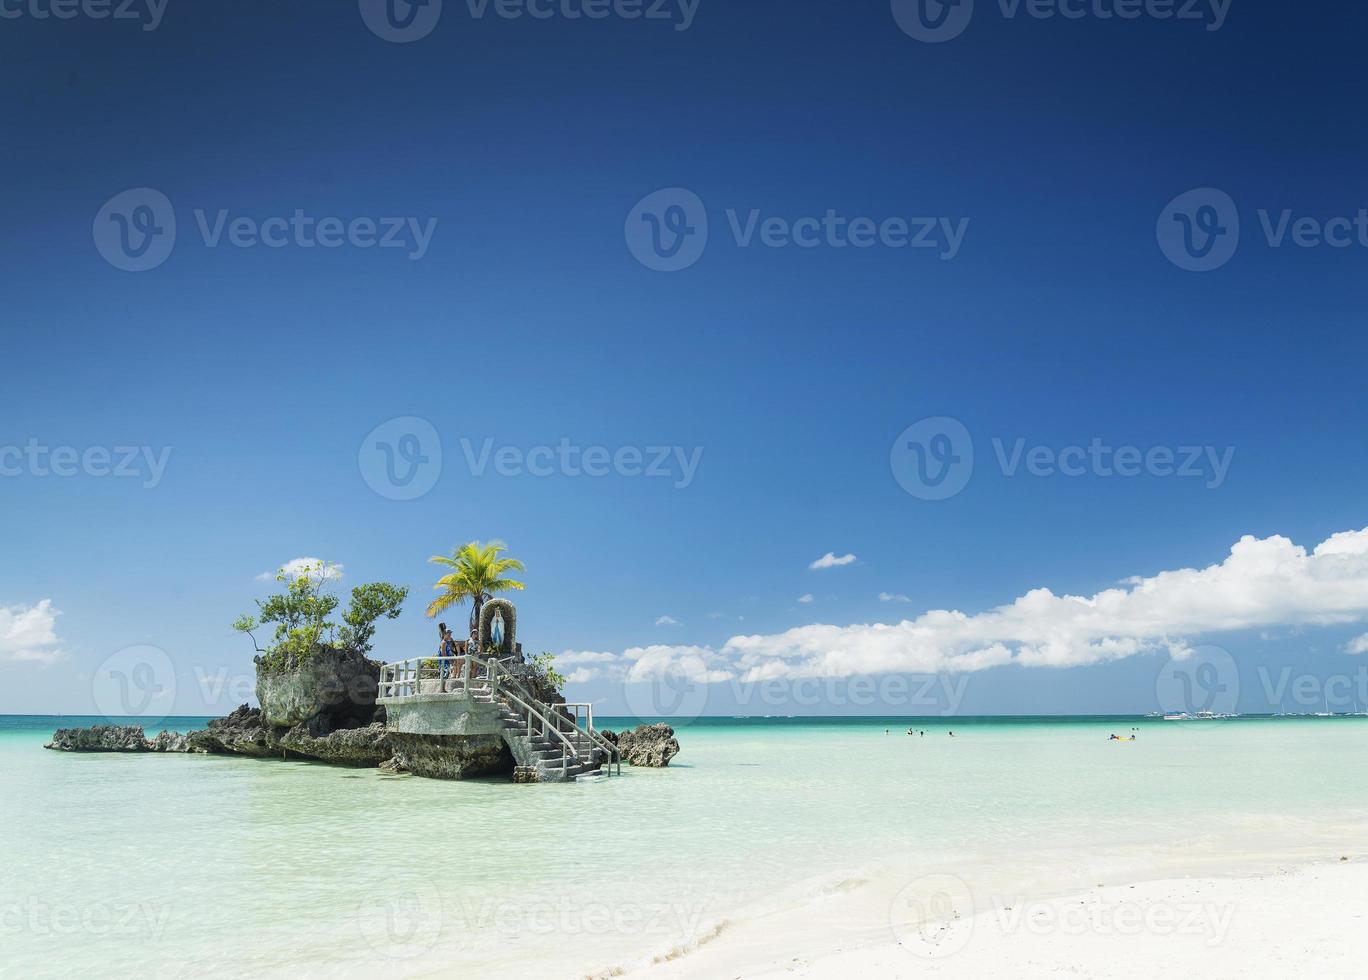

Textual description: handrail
[493,674,582,770]
[492,667,621,777]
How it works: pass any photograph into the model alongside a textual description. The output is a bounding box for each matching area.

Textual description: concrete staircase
[468,682,612,783]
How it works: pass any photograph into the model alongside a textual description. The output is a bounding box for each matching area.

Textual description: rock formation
[255,645,380,730]
[46,647,681,780]
[602,723,681,767]
[47,725,159,752]
[47,725,205,753]
[187,704,274,756]
[384,732,511,779]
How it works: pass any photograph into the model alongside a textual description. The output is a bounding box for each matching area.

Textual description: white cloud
[565,668,602,684]
[655,615,680,627]
[809,552,857,570]
[258,558,344,583]
[0,600,64,664]
[541,529,1368,691]
[556,650,619,665]
[623,645,733,684]
[798,594,815,604]
[879,592,912,603]
[725,529,1368,681]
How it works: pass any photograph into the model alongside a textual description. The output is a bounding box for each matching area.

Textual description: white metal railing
[377,654,490,699]
[559,701,622,776]
[376,653,621,776]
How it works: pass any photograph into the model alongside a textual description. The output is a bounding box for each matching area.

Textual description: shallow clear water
[4,714,1368,978]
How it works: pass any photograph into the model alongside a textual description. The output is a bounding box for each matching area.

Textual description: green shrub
[234,561,408,665]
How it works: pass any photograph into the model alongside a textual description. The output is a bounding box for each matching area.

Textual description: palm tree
[425,540,526,641]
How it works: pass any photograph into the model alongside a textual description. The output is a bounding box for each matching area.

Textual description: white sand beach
[620,859,1368,980]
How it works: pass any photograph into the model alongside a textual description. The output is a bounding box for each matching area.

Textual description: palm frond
[425,592,461,617]
[425,539,529,618]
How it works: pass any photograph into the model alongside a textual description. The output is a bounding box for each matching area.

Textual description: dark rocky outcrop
[275,721,393,766]
[149,730,195,753]
[46,725,207,753]
[47,725,155,752]
[385,732,511,779]
[603,723,680,767]
[188,704,275,756]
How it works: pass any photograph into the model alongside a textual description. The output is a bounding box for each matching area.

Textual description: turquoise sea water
[4,714,1368,978]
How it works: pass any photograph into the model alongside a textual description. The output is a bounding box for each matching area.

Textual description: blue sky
[3,0,1368,718]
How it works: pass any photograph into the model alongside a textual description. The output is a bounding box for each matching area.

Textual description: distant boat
[1163,710,1237,721]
